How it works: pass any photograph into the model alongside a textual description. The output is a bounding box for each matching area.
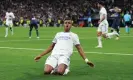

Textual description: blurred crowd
[0,0,133,27]
[0,0,97,21]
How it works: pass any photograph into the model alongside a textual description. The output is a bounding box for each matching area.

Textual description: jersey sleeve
[100,8,107,20]
[5,13,8,18]
[52,33,58,43]
[11,13,15,18]
[73,34,80,45]
[100,8,107,16]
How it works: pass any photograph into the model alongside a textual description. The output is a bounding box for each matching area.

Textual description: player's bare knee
[57,70,64,75]
[44,64,53,75]
[97,32,102,36]
[57,64,66,75]
[44,69,51,74]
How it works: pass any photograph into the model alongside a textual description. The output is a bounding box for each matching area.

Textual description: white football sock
[106,33,114,38]
[63,67,70,75]
[98,36,102,47]
[50,67,58,74]
[5,28,8,37]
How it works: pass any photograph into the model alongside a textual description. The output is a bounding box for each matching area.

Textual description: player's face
[64,20,72,32]
[7,8,11,12]
[97,3,101,9]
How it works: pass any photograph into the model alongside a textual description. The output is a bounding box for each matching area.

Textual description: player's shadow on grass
[16,68,67,80]
[16,66,93,80]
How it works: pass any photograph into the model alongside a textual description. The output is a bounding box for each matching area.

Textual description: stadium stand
[0,0,133,27]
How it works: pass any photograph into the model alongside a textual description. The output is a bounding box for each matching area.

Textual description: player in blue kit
[29,15,39,38]
[109,7,121,40]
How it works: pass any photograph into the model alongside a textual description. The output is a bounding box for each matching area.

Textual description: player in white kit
[5,9,15,37]
[34,18,95,75]
[96,1,119,48]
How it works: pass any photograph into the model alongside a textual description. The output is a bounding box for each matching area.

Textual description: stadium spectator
[0,0,133,27]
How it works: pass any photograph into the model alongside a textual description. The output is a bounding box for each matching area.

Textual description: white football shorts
[6,21,13,27]
[97,21,108,34]
[45,54,70,68]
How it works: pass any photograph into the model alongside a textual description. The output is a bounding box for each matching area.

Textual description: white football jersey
[99,7,107,22]
[51,32,80,56]
[5,12,15,21]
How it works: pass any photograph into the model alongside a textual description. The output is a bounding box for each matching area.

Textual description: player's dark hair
[64,14,72,21]
[65,18,72,20]
[98,0,105,6]
[7,8,11,12]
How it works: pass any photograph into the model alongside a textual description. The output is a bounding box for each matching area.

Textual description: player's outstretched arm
[34,43,56,62]
[75,44,95,68]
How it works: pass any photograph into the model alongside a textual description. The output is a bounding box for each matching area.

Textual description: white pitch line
[120,36,133,37]
[0,36,133,43]
[0,39,52,42]
[0,47,44,51]
[0,47,133,56]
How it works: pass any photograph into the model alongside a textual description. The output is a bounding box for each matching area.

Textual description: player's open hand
[98,20,101,24]
[34,55,41,62]
[87,61,95,68]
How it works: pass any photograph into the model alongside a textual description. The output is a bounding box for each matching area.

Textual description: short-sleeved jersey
[5,12,15,22]
[99,7,107,22]
[51,32,80,56]
[31,17,38,24]
[124,14,131,22]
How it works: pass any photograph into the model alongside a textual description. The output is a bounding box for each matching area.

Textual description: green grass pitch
[0,26,133,80]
